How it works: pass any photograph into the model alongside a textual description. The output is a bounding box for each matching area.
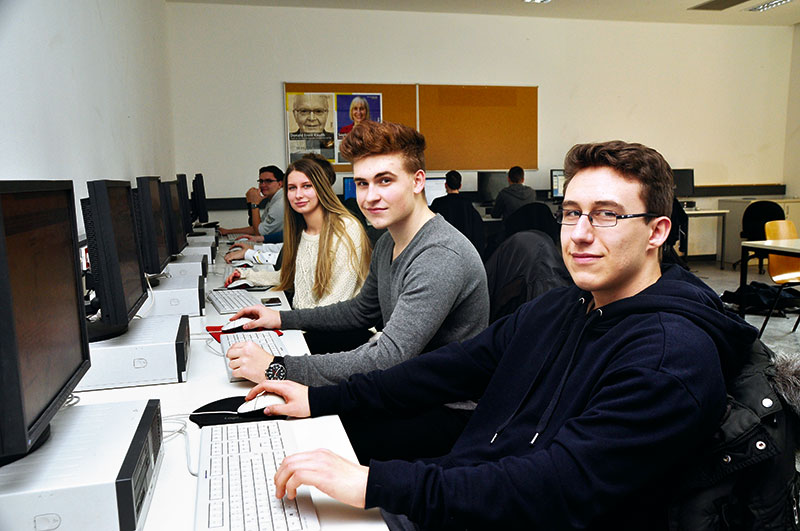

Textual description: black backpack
[668,339,800,530]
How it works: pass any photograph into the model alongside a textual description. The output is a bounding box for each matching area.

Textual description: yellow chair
[758,220,800,338]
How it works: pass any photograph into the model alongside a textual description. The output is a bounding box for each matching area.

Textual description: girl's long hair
[276,158,371,299]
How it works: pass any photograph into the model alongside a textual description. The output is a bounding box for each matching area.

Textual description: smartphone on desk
[260,296,281,306]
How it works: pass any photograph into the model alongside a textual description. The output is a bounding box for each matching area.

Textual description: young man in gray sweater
[227,121,489,461]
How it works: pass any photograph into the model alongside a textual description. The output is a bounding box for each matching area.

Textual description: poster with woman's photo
[287,92,335,162]
[335,93,382,164]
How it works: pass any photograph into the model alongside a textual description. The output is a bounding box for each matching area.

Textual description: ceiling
[169,0,800,26]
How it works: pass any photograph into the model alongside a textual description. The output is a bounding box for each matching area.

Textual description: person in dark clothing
[429,170,485,254]
[491,165,536,220]
[245,140,758,530]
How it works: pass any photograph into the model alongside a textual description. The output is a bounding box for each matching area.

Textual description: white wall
[0,0,174,235]
[166,3,794,201]
[785,24,800,197]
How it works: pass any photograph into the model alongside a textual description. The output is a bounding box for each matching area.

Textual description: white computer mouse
[237,393,286,416]
[227,279,254,289]
[221,317,255,333]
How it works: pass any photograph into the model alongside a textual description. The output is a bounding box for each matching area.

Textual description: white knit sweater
[240,216,365,309]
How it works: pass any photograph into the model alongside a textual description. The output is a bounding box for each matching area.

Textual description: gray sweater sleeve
[282,239,482,386]
[258,189,284,236]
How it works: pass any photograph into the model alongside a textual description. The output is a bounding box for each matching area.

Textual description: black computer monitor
[81,180,149,342]
[477,171,508,204]
[673,169,695,198]
[176,173,194,232]
[0,181,90,466]
[161,180,188,256]
[551,169,566,201]
[192,173,209,223]
[133,176,170,275]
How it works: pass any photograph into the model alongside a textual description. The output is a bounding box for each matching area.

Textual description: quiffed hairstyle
[339,121,426,174]
[507,166,525,183]
[563,140,673,218]
[445,170,462,190]
[259,165,285,182]
[276,157,371,300]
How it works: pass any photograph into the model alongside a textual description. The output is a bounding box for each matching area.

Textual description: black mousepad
[189,396,286,428]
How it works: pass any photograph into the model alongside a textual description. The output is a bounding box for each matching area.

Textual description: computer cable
[206,338,224,357]
[162,414,198,477]
[133,275,157,318]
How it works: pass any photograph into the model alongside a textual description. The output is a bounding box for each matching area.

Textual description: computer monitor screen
[673,169,695,198]
[342,176,356,201]
[82,180,148,342]
[176,173,194,232]
[192,173,209,223]
[162,180,188,256]
[0,181,90,465]
[477,171,507,203]
[134,176,170,275]
[551,169,566,201]
[424,177,447,205]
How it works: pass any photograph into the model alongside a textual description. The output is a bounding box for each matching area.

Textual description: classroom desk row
[75,249,387,530]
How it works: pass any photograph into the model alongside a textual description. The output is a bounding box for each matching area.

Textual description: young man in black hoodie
[245,140,758,530]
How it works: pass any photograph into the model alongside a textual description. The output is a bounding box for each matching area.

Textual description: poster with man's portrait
[287,92,335,162]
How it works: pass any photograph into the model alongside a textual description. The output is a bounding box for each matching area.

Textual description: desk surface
[741,238,800,253]
[75,248,387,530]
[685,209,729,216]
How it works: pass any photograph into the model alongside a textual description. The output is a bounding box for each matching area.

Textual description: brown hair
[339,121,426,174]
[276,158,371,299]
[563,140,673,217]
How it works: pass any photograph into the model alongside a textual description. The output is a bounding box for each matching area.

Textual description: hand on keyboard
[246,380,311,418]
[275,448,369,509]
[230,304,281,330]
[226,340,275,384]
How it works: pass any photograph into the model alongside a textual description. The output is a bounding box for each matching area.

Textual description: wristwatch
[265,356,286,381]
[249,203,260,210]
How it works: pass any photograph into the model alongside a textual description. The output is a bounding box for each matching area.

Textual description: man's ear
[413,170,426,194]
[648,216,672,250]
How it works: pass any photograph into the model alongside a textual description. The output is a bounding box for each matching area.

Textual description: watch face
[266,362,287,380]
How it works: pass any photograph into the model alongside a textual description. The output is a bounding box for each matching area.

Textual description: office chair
[732,200,785,273]
[484,230,572,323]
[503,202,560,245]
[757,220,800,339]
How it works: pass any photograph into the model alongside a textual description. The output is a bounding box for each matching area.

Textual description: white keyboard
[221,332,289,382]
[194,421,320,531]
[208,290,263,314]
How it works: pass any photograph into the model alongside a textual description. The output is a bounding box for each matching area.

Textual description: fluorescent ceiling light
[523,0,552,4]
[747,0,793,11]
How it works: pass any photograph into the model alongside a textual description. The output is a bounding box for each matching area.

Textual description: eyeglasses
[555,209,658,228]
[294,108,327,117]
[257,179,278,184]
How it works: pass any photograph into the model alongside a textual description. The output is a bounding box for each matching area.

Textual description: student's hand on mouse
[230,242,254,251]
[246,187,264,204]
[225,248,246,263]
[224,270,241,286]
[226,341,273,383]
[230,305,281,329]
[241,234,264,243]
[274,449,368,509]
[246,380,310,418]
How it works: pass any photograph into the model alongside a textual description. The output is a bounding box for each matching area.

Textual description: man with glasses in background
[246,140,757,530]
[219,165,284,243]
